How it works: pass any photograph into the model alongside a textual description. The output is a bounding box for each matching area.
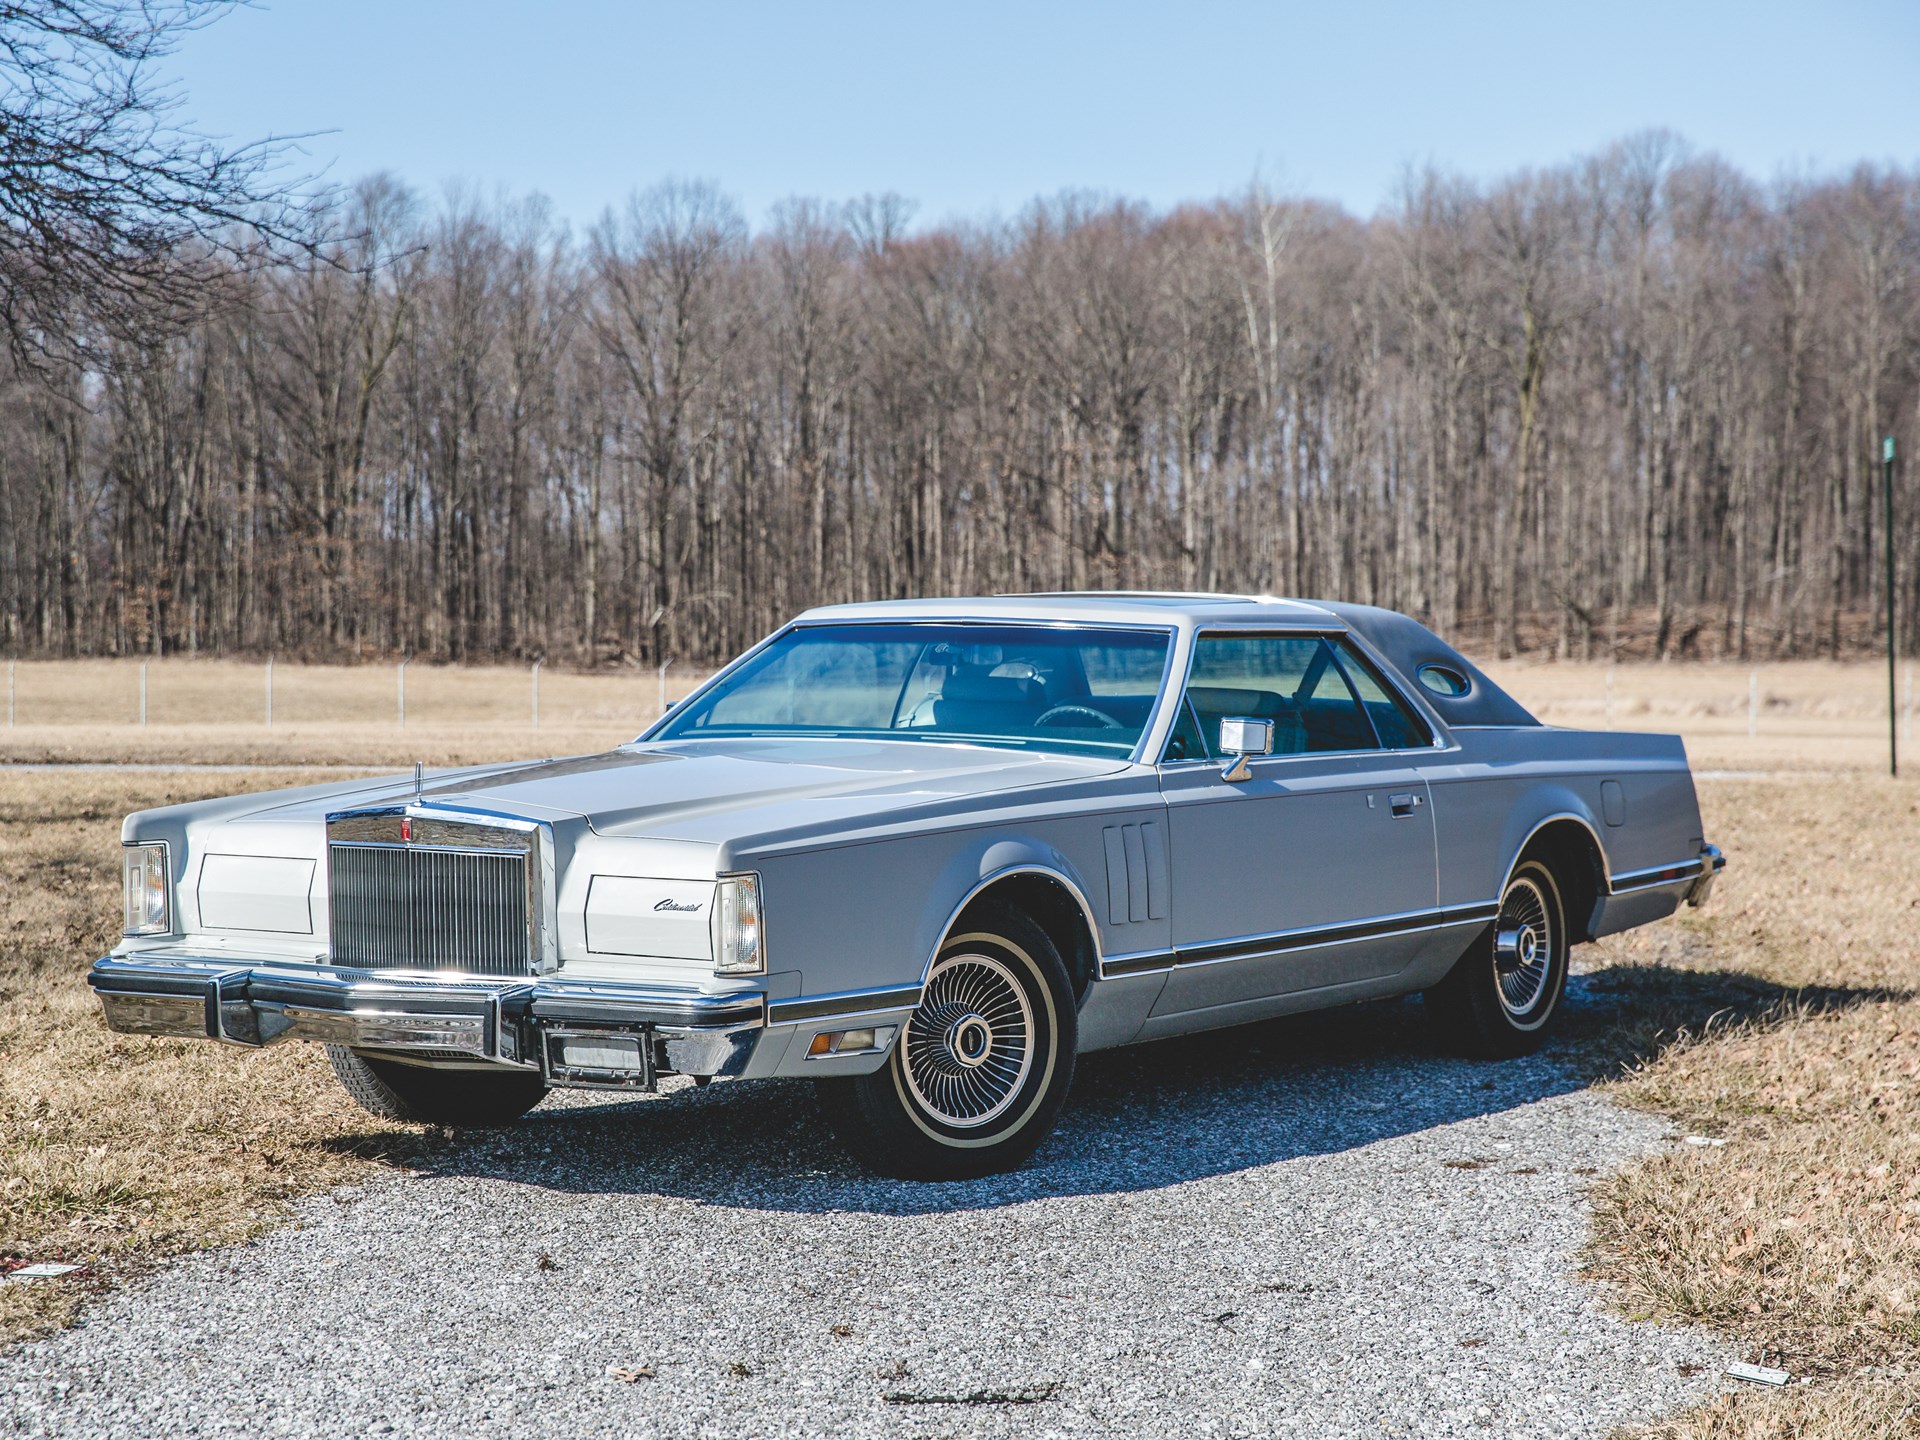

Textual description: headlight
[711,873,763,975]
[122,842,171,936]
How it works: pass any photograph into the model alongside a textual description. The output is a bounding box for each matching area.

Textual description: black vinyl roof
[1307,601,1540,728]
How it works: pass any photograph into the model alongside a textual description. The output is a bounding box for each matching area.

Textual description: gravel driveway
[1,984,1730,1439]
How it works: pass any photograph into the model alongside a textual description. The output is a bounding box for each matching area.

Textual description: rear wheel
[814,905,1076,1181]
[326,1046,548,1126]
[1424,857,1569,1058]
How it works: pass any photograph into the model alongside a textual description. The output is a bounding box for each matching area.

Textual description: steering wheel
[1034,703,1124,730]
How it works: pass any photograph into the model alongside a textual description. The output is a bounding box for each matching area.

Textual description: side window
[1331,639,1432,750]
[1165,634,1377,759]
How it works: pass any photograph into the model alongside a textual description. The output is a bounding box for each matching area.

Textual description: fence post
[6,660,12,727]
[531,660,542,730]
[1604,666,1614,730]
[265,655,274,728]
[1747,669,1758,739]
[1906,663,1913,749]
[139,661,148,727]
[658,658,671,719]
[398,658,408,729]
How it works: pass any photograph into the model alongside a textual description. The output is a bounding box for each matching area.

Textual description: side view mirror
[1217,716,1273,782]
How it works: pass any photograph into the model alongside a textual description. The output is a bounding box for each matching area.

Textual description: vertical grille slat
[328,838,533,977]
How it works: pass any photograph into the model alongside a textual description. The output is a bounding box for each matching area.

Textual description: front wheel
[1424,857,1569,1058]
[814,905,1076,1181]
[326,1046,548,1126]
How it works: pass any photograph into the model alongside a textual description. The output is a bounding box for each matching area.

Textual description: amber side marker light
[806,1026,897,1058]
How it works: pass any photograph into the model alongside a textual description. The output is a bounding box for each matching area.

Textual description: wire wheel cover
[901,951,1036,1128]
[1492,875,1555,1017]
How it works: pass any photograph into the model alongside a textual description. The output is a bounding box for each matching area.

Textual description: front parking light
[122,842,171,936]
[711,873,763,974]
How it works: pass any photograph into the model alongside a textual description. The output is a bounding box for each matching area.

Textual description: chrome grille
[328,843,533,976]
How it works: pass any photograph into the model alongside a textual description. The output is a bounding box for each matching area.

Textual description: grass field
[1,659,1916,1434]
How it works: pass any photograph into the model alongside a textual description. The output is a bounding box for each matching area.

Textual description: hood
[231,739,1128,846]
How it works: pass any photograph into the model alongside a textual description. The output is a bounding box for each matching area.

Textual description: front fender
[910,835,1105,987]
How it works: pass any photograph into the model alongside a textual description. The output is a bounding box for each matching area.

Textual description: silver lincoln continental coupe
[90,595,1723,1179]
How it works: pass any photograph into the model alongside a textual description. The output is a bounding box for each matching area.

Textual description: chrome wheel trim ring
[901,951,1035,1130]
[1492,874,1554,1018]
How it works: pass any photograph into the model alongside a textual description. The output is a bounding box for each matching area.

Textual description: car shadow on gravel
[362,963,1909,1217]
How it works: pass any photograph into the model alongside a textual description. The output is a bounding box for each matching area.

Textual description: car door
[1151,631,1439,1017]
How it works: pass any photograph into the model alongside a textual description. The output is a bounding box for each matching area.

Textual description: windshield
[653,623,1173,757]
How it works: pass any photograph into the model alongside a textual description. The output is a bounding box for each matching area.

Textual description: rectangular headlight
[710,873,763,975]
[122,842,171,936]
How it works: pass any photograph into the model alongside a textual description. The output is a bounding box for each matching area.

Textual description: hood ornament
[414,760,424,805]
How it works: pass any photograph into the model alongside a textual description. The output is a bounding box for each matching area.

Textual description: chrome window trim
[1157,626,1459,767]
[1324,634,1439,750]
[638,617,1184,766]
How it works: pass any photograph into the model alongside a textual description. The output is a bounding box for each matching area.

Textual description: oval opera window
[1416,663,1472,698]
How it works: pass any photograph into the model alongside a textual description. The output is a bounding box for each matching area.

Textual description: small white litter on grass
[1681,1136,1728,1148]
[1724,1361,1790,1386]
[8,1264,81,1282]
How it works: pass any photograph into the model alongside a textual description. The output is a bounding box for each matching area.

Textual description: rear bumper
[1685,843,1726,907]
[87,954,767,1081]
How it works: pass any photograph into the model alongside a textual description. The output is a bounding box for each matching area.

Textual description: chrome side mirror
[1217,716,1273,782]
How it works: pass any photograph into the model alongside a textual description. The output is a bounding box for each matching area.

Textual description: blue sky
[163,1,1920,230]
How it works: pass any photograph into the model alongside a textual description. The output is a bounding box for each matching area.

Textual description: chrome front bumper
[87,955,767,1082]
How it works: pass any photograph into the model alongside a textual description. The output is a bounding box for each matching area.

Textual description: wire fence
[0,658,715,733]
[2,656,1912,749]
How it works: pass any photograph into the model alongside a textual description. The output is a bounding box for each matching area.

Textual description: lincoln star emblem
[653,898,702,913]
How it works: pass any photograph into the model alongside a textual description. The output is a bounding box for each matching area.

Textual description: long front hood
[230,739,1129,848]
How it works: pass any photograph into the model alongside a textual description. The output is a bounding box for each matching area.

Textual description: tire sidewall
[817,906,1077,1179]
[887,928,1063,1151]
[1488,859,1568,1037]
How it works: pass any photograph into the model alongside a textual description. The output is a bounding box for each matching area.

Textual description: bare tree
[1,138,1916,668]
[0,1,300,367]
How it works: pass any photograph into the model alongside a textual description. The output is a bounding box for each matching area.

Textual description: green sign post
[1887,436,1899,778]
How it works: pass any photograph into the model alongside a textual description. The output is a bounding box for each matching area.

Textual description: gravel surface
[1,985,1731,1439]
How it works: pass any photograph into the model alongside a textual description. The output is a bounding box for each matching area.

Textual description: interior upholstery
[932,665,1047,732]
[1187,686,1307,754]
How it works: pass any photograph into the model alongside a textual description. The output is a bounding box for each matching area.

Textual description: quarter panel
[1424,728,1701,908]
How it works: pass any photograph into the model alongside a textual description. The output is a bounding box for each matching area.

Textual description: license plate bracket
[540,1024,656,1091]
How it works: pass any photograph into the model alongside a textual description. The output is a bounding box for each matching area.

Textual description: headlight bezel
[121,841,172,937]
[710,872,764,975]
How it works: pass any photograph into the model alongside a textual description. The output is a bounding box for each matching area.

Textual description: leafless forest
[2,132,1916,666]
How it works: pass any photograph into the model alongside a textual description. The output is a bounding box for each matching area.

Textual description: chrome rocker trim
[1609,843,1726,903]
[87,954,766,1080]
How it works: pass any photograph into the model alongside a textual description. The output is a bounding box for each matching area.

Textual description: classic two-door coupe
[91,594,1722,1179]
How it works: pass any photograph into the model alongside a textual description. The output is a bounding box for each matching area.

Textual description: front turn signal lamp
[122,842,171,936]
[711,873,763,975]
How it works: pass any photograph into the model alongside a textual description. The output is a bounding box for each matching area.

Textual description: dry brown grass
[0,658,708,765]
[3,667,1919,1440]
[1484,657,1914,774]
[0,770,433,1343]
[1575,774,1920,1437]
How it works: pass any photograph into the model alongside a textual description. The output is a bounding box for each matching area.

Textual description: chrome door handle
[1389,792,1423,818]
